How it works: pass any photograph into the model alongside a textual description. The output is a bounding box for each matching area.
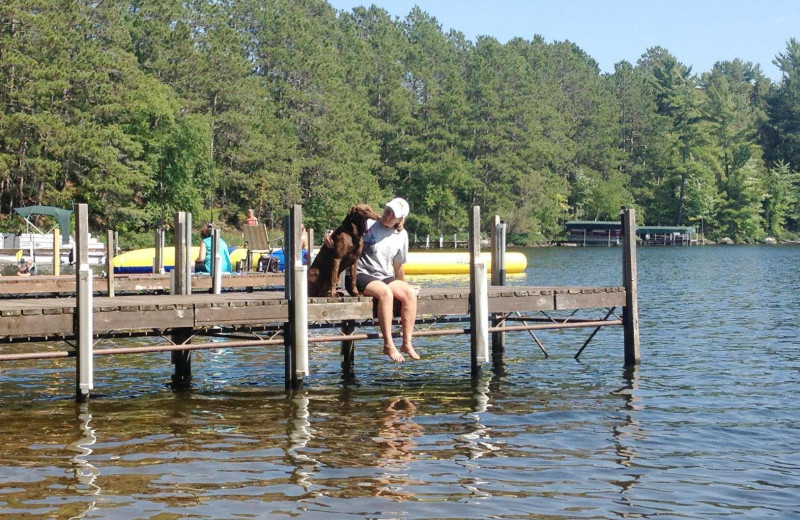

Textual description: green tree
[0,0,165,235]
[700,60,768,239]
[762,161,798,236]
[765,39,800,171]
[637,47,710,227]
[396,8,475,234]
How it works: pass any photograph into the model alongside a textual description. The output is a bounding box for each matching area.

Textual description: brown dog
[307,203,381,297]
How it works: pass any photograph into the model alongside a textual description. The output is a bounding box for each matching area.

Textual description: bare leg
[363,280,404,362]
[389,280,419,360]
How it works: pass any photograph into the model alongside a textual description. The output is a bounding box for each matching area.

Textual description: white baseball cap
[385,197,409,219]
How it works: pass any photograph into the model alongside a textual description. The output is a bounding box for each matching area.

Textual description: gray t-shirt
[357,219,408,279]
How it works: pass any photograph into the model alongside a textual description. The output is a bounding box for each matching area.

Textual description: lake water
[1,245,799,519]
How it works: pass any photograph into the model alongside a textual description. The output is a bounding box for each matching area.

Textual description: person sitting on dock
[325,197,419,363]
[196,224,233,273]
[17,258,36,276]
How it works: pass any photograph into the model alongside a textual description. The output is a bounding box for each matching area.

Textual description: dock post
[341,320,355,379]
[211,228,221,294]
[490,215,506,356]
[53,228,61,276]
[284,215,292,390]
[184,212,192,294]
[173,213,186,295]
[285,205,308,390]
[307,228,315,263]
[106,230,115,297]
[621,208,640,366]
[154,228,165,274]
[469,206,489,377]
[75,203,93,402]
[171,212,192,387]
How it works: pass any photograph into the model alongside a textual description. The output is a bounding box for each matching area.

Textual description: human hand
[323,230,333,248]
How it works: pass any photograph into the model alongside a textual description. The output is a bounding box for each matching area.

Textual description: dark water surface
[1,246,799,519]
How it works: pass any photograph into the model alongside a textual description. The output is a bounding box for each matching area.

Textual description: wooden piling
[153,228,165,274]
[75,204,93,402]
[106,230,115,297]
[184,213,192,294]
[490,215,506,355]
[341,320,356,378]
[287,205,308,389]
[52,228,60,276]
[171,211,192,387]
[284,215,293,390]
[621,208,641,366]
[173,213,187,295]
[469,206,489,377]
[211,228,221,294]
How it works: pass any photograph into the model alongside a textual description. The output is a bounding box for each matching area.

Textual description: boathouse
[565,221,622,246]
[565,221,695,246]
[637,225,695,245]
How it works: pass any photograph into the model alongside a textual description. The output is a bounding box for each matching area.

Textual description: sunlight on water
[1,245,799,519]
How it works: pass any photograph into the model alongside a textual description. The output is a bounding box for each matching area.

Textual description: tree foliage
[1,0,798,244]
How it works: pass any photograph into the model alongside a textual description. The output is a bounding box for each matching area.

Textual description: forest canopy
[2,0,799,245]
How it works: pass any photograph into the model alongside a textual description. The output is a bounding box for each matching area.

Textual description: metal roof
[565,221,620,230]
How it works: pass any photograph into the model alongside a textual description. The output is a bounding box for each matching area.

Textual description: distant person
[17,258,36,276]
[244,208,258,226]
[196,224,232,273]
[301,224,309,251]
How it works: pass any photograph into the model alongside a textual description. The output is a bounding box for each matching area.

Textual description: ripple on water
[1,246,800,518]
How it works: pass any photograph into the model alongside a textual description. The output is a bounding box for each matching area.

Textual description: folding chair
[242,224,280,272]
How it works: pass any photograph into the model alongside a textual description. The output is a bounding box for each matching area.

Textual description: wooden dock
[0,205,640,400]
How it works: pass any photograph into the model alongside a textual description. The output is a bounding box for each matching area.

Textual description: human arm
[196,240,207,263]
[391,230,409,281]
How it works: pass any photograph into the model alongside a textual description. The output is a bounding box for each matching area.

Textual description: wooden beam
[621,208,641,366]
[469,205,488,376]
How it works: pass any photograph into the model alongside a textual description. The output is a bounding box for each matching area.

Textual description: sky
[326,0,799,82]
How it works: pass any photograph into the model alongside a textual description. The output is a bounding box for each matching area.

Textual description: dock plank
[0,273,284,296]
[0,285,626,340]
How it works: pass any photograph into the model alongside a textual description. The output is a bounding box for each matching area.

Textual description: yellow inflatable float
[113,247,527,275]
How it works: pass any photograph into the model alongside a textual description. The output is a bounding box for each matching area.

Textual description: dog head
[345,203,380,235]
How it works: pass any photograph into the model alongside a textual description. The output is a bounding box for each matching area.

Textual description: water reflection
[610,366,644,493]
[373,397,423,499]
[4,246,799,518]
[456,377,498,463]
[66,403,100,519]
[287,391,319,496]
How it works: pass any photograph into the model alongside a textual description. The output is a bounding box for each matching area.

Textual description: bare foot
[401,344,420,360]
[384,345,405,363]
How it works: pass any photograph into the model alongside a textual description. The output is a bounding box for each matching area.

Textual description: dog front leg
[349,263,359,296]
[330,258,341,297]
